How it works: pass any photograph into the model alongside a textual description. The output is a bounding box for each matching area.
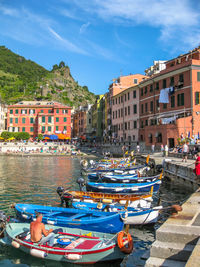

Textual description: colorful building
[139,47,200,148]
[111,74,147,142]
[91,95,104,140]
[7,101,71,138]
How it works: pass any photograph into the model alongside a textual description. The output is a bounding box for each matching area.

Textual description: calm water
[0,156,194,267]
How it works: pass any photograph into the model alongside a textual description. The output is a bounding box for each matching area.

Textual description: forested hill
[0,46,96,106]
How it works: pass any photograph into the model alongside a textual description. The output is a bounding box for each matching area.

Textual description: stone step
[145,257,186,267]
[156,224,200,244]
[150,240,194,261]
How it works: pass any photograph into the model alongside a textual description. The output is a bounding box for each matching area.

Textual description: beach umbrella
[44,136,50,140]
[198,132,200,139]
[7,137,15,141]
[49,134,58,140]
[188,131,190,138]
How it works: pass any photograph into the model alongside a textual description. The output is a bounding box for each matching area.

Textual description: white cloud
[80,22,90,34]
[71,0,200,49]
[48,27,88,55]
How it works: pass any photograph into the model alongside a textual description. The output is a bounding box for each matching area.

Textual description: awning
[49,134,58,140]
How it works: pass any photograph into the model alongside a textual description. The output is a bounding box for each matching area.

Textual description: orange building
[139,47,200,148]
[7,101,71,138]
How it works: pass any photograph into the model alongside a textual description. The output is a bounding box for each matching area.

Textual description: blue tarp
[49,134,58,140]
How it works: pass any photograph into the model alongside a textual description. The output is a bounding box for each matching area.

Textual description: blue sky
[0,0,200,95]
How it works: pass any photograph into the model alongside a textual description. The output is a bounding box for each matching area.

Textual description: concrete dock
[141,153,200,267]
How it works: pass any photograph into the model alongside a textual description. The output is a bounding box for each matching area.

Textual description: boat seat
[75,239,101,249]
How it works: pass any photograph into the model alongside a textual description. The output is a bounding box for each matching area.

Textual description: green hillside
[0,46,96,106]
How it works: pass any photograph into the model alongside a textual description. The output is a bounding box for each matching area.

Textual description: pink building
[111,74,147,142]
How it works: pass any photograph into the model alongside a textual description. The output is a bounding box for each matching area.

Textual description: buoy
[65,254,82,260]
[30,249,47,258]
[11,240,20,248]
[117,231,133,254]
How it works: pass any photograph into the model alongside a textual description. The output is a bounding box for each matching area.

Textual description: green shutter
[195,92,200,105]
[197,72,200,81]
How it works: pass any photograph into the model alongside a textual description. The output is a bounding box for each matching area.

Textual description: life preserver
[117,231,133,254]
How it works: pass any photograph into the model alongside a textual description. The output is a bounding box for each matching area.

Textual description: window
[156,99,159,108]
[118,109,120,118]
[22,118,26,124]
[42,126,45,132]
[125,122,127,130]
[42,116,45,123]
[128,106,130,115]
[29,109,35,114]
[124,94,127,101]
[177,93,184,106]
[15,109,18,114]
[133,121,137,129]
[113,112,114,119]
[48,116,52,123]
[10,109,13,114]
[197,72,200,82]
[145,120,148,126]
[145,87,147,94]
[132,135,135,141]
[179,74,184,83]
[63,110,68,114]
[163,103,167,109]
[22,127,25,132]
[56,117,59,122]
[119,97,120,104]
[40,109,43,113]
[170,77,174,86]
[150,84,153,92]
[121,108,123,116]
[141,88,143,96]
[115,111,117,119]
[21,109,27,114]
[155,82,159,90]
[113,99,114,105]
[121,95,123,102]
[125,107,127,116]
[63,126,67,130]
[133,104,137,114]
[141,104,144,114]
[149,134,153,143]
[30,127,34,132]
[128,121,130,130]
[134,79,138,84]
[30,118,34,123]
[128,92,130,100]
[141,121,144,128]
[195,92,200,105]
[48,109,52,113]
[115,98,117,104]
[56,109,59,114]
[56,126,59,131]
[133,90,136,98]
[163,79,166,88]
[48,126,51,132]
[15,118,18,123]
[171,95,175,107]
[145,103,148,112]
[150,101,153,112]
[10,118,13,123]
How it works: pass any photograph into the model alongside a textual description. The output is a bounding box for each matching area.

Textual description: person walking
[161,144,164,156]
[182,142,189,162]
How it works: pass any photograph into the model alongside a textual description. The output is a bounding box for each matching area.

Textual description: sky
[0,0,200,95]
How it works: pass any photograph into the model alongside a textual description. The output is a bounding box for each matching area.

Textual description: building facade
[7,101,71,138]
[111,74,147,142]
[139,47,200,148]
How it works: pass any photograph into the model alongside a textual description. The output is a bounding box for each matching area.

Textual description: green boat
[1,222,131,264]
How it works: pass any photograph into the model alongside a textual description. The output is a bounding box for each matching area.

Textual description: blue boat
[88,172,160,184]
[14,203,124,234]
[72,201,162,225]
[86,179,162,194]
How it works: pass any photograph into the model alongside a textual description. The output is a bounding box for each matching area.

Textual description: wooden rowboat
[1,223,127,264]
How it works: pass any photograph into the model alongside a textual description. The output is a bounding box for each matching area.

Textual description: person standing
[164,144,168,157]
[182,142,189,162]
[193,152,200,183]
[136,143,140,153]
[161,144,164,156]
[151,144,155,154]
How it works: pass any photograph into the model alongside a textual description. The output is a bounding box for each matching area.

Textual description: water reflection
[0,156,194,267]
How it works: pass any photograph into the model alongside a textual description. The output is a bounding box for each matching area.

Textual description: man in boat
[30,213,55,246]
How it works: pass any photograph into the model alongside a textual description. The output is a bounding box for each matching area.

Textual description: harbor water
[0,156,193,267]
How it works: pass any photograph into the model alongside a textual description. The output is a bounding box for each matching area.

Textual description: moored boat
[1,222,129,264]
[14,203,124,234]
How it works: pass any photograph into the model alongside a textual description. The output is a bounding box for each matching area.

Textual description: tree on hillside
[59,61,65,68]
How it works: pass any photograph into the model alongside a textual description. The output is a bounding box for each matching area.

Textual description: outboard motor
[80,160,88,169]
[76,177,86,191]
[57,186,64,197]
[0,211,7,238]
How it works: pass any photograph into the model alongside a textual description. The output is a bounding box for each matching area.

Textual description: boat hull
[2,223,125,264]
